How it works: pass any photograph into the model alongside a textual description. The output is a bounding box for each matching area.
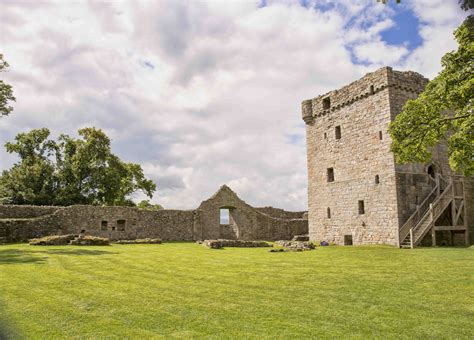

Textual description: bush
[29,234,78,246]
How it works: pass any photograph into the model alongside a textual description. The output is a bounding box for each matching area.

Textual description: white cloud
[0,0,468,210]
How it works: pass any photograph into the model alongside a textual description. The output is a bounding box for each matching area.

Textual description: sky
[0,0,469,210]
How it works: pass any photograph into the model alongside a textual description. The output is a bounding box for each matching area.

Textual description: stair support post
[430,203,436,247]
[409,228,414,249]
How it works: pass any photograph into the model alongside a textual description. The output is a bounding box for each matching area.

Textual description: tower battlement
[302,67,428,124]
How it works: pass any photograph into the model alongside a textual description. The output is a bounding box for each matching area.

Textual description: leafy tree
[0,127,157,206]
[389,16,473,176]
[0,54,15,117]
[137,200,163,211]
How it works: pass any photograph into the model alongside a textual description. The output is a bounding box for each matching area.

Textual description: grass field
[0,243,473,339]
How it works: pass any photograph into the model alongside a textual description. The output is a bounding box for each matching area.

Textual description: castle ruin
[0,185,308,243]
[302,67,473,247]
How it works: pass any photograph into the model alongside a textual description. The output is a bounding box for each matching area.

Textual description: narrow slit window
[369,85,375,94]
[324,132,327,139]
[375,175,380,184]
[358,200,365,215]
[327,207,331,219]
[220,208,230,225]
[379,131,383,140]
[335,126,341,140]
[327,168,334,182]
[322,97,331,110]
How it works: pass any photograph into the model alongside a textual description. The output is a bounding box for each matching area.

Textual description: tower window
[335,126,341,140]
[327,207,331,219]
[369,85,375,94]
[322,97,331,110]
[379,131,383,140]
[358,200,365,215]
[375,175,380,184]
[327,168,334,182]
[427,165,435,179]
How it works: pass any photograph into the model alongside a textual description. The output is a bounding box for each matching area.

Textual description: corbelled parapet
[301,67,429,124]
[301,99,313,124]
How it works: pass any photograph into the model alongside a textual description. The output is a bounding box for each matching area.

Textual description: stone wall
[255,207,306,219]
[303,67,402,245]
[302,66,473,246]
[0,185,308,243]
[0,205,62,219]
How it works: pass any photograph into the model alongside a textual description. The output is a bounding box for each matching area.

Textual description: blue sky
[0,0,468,210]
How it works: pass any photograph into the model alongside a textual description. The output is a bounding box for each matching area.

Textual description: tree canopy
[389,15,474,176]
[0,54,15,117]
[0,127,157,206]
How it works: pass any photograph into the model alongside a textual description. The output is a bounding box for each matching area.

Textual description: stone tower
[302,67,473,247]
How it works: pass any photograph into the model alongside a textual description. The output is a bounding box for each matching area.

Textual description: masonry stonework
[302,67,474,246]
[0,185,307,243]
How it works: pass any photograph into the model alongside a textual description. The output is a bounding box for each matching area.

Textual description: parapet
[302,67,429,124]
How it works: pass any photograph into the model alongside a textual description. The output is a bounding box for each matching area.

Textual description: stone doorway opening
[344,234,353,246]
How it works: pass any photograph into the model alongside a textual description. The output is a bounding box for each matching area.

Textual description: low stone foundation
[116,238,162,244]
[275,240,315,251]
[201,239,272,249]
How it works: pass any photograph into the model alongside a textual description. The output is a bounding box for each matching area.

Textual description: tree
[0,54,15,117]
[389,15,474,176]
[137,200,163,211]
[0,127,157,206]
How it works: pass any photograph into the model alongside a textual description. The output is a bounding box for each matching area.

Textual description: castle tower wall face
[304,67,402,245]
[304,66,474,246]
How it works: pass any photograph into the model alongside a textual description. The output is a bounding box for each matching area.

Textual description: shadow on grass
[0,249,47,265]
[0,300,22,340]
[0,248,117,265]
[42,249,116,256]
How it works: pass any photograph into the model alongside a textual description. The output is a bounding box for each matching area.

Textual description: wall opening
[427,165,435,179]
[324,132,327,139]
[117,220,126,231]
[369,85,375,94]
[220,208,230,225]
[327,168,335,182]
[344,235,353,246]
[322,97,331,110]
[327,207,331,219]
[375,175,380,184]
[80,229,86,234]
[379,131,383,140]
[112,226,116,231]
[335,126,341,140]
[358,200,365,214]
[101,221,108,230]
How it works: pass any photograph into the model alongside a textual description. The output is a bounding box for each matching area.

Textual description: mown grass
[0,243,473,339]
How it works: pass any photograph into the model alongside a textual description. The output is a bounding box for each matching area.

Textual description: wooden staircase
[399,175,467,248]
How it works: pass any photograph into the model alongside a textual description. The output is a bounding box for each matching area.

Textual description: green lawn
[0,243,473,339]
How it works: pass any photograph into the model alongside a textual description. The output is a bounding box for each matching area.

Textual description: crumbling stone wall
[302,66,473,246]
[0,185,308,243]
[255,207,306,219]
[0,205,62,219]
